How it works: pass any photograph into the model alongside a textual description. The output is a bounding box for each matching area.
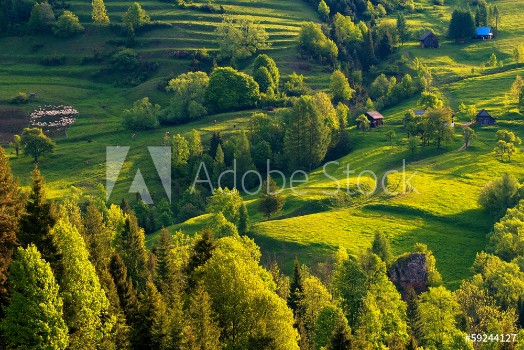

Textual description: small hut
[476,109,496,126]
[420,31,439,48]
[365,111,384,128]
[475,27,493,40]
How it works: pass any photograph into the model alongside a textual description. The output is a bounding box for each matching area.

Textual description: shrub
[111,49,139,72]
[122,97,160,130]
[10,92,29,104]
[52,10,84,37]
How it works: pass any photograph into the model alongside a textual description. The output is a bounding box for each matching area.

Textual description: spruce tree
[136,280,171,350]
[18,166,61,273]
[363,28,376,70]
[186,282,222,350]
[0,245,69,350]
[288,257,304,314]
[397,12,408,45]
[92,0,109,25]
[238,202,249,235]
[0,147,22,310]
[53,216,114,349]
[370,231,392,264]
[326,323,352,350]
[118,215,150,291]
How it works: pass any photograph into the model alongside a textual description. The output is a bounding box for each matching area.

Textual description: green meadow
[2,0,524,289]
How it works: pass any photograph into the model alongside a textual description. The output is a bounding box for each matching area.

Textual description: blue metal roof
[476,27,492,36]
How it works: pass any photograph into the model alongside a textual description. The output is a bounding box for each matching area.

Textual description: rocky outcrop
[389,253,428,299]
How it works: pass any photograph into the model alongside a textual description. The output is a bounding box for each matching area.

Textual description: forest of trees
[2,144,524,349]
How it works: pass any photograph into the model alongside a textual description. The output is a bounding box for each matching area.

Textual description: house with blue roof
[476,27,493,40]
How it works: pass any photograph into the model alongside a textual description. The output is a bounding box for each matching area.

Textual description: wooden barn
[365,111,384,128]
[476,109,496,126]
[476,27,493,40]
[420,31,439,48]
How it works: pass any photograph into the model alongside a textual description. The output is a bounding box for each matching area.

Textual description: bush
[39,55,66,66]
[52,10,84,37]
[205,67,260,113]
[122,97,160,130]
[479,173,521,219]
[10,92,29,104]
[111,49,139,72]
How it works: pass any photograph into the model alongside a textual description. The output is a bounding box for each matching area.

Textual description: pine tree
[363,28,376,70]
[136,280,171,350]
[186,283,222,350]
[109,253,141,346]
[326,323,352,350]
[288,257,304,314]
[258,177,285,220]
[212,144,226,183]
[377,31,393,59]
[0,245,69,350]
[186,230,216,289]
[209,132,223,159]
[0,147,22,310]
[370,231,392,264]
[53,216,114,348]
[238,202,249,235]
[406,288,422,341]
[92,0,109,25]
[18,166,61,273]
[118,215,150,291]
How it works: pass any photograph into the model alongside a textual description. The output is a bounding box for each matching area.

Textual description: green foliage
[20,127,55,162]
[356,114,370,131]
[317,0,330,21]
[494,129,522,161]
[298,22,338,64]
[185,282,222,349]
[122,2,150,30]
[205,67,260,113]
[418,92,443,110]
[253,54,280,90]
[333,13,363,46]
[0,245,69,350]
[283,72,309,97]
[413,243,442,287]
[111,48,139,72]
[238,202,249,235]
[0,147,22,305]
[118,215,150,290]
[164,133,190,167]
[122,97,160,130]
[215,16,270,61]
[283,93,335,170]
[253,66,275,94]
[27,2,55,34]
[201,236,299,349]
[258,177,285,220]
[9,91,28,104]
[18,167,60,272]
[92,0,109,25]
[330,70,354,103]
[418,286,471,349]
[479,172,521,220]
[448,9,476,42]
[136,280,171,349]
[397,12,408,45]
[52,11,84,37]
[206,188,243,225]
[371,231,392,264]
[488,200,524,260]
[52,216,113,348]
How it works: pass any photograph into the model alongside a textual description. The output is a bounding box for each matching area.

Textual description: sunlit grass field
[2,0,524,287]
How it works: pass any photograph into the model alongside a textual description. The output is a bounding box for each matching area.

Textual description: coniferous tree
[185,282,222,350]
[53,216,114,349]
[136,280,171,350]
[326,323,352,350]
[377,31,393,59]
[371,231,392,264]
[288,257,304,314]
[92,0,109,25]
[110,253,141,346]
[238,202,249,235]
[397,12,408,45]
[18,166,60,273]
[406,288,422,342]
[0,147,23,310]
[0,245,69,350]
[186,230,216,289]
[362,28,376,70]
[118,215,150,291]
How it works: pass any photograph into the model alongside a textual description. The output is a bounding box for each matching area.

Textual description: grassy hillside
[3,0,524,288]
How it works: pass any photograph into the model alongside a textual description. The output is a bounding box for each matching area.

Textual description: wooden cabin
[365,111,384,128]
[476,109,496,126]
[420,31,439,48]
[476,27,493,40]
